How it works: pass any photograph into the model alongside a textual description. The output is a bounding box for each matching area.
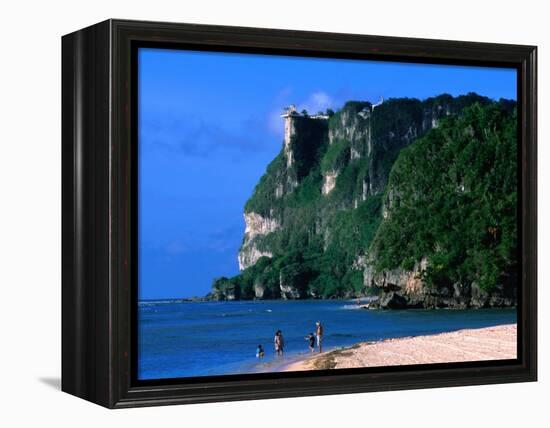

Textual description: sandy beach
[284,324,517,371]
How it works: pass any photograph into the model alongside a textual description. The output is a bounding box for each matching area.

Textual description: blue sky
[138,47,517,300]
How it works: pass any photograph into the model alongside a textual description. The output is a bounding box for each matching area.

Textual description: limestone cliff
[211,93,518,308]
[238,212,280,270]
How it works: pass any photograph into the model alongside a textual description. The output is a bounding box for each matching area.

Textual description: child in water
[305,333,315,353]
[256,344,265,358]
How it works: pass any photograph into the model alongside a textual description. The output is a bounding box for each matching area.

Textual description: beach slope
[284,324,517,371]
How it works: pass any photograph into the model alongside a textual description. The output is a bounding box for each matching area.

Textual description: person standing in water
[305,333,315,353]
[274,330,284,356]
[315,321,324,353]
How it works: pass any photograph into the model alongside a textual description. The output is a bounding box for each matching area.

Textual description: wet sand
[283,324,517,371]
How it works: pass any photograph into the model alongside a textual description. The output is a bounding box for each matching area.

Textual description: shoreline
[282,324,517,372]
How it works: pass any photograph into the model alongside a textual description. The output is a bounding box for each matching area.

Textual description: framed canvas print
[61,19,537,408]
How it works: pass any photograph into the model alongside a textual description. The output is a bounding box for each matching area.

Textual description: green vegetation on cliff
[210,94,517,303]
[371,102,518,291]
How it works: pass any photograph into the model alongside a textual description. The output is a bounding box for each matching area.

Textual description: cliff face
[365,98,518,309]
[238,114,327,270]
[211,93,518,308]
[238,212,280,270]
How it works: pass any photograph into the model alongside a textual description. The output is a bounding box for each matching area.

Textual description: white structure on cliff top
[280,104,329,120]
[280,104,299,118]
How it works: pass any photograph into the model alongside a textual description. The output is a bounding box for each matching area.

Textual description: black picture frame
[61,19,537,408]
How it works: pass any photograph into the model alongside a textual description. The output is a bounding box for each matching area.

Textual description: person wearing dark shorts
[305,333,315,353]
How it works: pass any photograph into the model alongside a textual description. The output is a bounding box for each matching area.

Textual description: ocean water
[137,299,516,380]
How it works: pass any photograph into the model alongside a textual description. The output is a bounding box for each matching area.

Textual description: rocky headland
[207,94,518,309]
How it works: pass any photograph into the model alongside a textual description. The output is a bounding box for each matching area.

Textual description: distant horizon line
[139,296,205,302]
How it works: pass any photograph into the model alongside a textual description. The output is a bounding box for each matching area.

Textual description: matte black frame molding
[62,19,537,408]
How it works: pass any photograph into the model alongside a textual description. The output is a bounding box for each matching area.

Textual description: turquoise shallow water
[137,299,516,380]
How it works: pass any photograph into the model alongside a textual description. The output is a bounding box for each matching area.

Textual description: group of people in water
[256,321,324,358]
